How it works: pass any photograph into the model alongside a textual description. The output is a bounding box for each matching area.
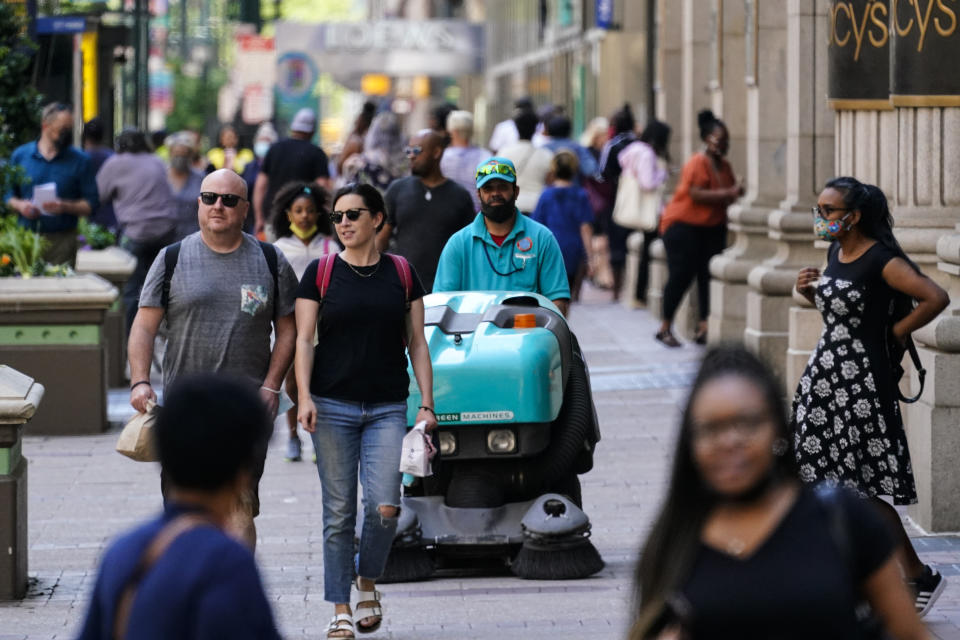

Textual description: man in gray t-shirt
[128,169,298,549]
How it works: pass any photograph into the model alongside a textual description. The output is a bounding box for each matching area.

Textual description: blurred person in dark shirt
[82,117,117,230]
[252,109,331,236]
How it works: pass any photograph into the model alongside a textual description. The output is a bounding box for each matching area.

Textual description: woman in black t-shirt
[294,183,437,640]
[630,346,926,640]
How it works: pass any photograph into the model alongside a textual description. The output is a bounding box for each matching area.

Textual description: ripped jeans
[310,396,406,603]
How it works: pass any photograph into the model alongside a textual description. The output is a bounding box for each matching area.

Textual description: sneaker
[911,564,945,618]
[284,437,302,462]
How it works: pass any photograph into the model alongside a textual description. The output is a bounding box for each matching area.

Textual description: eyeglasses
[475,162,517,180]
[200,192,246,207]
[329,208,371,224]
[811,204,852,218]
[691,412,773,446]
[404,145,422,157]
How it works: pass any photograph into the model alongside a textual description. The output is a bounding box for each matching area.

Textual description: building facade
[652,0,960,532]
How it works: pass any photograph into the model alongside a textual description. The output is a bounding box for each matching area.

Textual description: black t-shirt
[261,138,330,213]
[681,487,894,639]
[295,255,425,402]
[384,176,476,292]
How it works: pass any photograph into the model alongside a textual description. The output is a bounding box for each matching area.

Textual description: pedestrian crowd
[1,98,950,639]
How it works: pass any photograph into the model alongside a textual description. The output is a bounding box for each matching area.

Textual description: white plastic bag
[399,421,433,477]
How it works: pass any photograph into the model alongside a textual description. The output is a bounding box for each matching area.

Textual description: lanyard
[482,239,525,276]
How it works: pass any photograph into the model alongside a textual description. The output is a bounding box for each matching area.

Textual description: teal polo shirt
[434,211,571,301]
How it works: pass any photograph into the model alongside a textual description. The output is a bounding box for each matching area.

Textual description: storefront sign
[890,0,960,105]
[275,20,484,81]
[827,0,891,109]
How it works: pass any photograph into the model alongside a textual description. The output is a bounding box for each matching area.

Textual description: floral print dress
[791,242,917,505]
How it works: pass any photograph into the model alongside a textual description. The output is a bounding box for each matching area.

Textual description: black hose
[521,344,594,495]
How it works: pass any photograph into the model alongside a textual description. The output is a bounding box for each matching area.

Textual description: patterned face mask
[813,213,851,241]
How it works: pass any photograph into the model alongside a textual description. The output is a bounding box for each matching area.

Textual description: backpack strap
[386,253,413,310]
[257,241,279,317]
[161,241,182,312]
[112,513,214,640]
[899,337,926,404]
[315,253,338,301]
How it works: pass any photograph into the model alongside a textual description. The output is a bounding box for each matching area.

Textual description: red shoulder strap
[386,253,412,304]
[315,253,337,300]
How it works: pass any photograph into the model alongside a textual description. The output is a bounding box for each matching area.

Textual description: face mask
[289,222,317,240]
[170,155,191,172]
[54,129,72,150]
[480,198,516,224]
[814,213,850,241]
[254,141,270,158]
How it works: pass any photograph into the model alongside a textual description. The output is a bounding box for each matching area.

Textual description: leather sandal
[354,579,382,634]
[655,330,681,348]
[693,329,708,345]
[327,613,355,639]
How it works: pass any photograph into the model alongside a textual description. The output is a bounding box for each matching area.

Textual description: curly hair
[270,181,331,240]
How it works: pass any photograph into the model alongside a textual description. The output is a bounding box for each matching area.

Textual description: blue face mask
[254,141,270,158]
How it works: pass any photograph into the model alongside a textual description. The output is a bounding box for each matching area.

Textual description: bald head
[410,130,446,178]
[201,168,248,199]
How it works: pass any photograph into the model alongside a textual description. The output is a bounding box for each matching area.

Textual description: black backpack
[885,293,925,404]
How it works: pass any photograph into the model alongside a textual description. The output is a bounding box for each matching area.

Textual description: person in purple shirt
[4,102,99,267]
[76,374,281,640]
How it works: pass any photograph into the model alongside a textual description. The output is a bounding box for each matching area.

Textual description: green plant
[0,216,49,277]
[0,4,43,216]
[77,218,116,250]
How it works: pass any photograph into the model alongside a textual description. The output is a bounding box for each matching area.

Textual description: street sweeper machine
[380,290,604,581]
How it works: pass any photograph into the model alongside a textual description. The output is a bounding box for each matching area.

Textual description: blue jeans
[310,396,406,603]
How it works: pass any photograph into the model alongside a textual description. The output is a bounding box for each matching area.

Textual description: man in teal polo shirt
[434,156,571,315]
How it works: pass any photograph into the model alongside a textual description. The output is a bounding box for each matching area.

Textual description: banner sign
[827,0,891,109]
[890,0,960,104]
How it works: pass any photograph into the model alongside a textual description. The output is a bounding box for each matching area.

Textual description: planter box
[75,247,137,387]
[0,274,117,435]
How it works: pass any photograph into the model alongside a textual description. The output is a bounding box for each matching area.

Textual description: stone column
[745,0,832,385]
[906,229,960,531]
[707,0,787,345]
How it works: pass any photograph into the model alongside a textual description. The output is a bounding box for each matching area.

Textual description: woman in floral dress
[792,177,949,616]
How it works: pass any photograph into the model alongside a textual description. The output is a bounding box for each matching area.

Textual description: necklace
[423,183,432,201]
[342,256,381,278]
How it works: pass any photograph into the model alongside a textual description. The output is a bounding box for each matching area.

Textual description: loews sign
[828,0,960,108]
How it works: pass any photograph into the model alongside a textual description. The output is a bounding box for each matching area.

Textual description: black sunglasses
[200,192,246,207]
[329,208,370,224]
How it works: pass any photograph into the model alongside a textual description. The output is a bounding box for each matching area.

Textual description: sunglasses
[475,162,517,180]
[200,192,246,207]
[404,145,422,156]
[329,207,371,224]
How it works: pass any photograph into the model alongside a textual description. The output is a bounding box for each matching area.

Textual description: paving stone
[5,285,960,638]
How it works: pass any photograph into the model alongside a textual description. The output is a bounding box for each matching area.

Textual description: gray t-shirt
[140,232,298,389]
[96,152,179,242]
[384,176,476,292]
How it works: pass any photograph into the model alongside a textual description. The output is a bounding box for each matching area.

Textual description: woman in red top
[656,110,743,347]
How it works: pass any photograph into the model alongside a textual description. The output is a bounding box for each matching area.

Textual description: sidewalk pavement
[3,284,960,639]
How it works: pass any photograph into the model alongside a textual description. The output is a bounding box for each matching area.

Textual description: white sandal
[354,579,383,634]
[327,612,355,639]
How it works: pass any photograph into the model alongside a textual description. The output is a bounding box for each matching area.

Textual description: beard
[480,197,516,224]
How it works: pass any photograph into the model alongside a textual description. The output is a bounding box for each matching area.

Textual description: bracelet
[260,386,281,395]
[130,380,151,391]
[418,405,435,415]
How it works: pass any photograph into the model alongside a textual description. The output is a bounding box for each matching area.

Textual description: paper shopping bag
[116,400,158,462]
[399,421,433,477]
